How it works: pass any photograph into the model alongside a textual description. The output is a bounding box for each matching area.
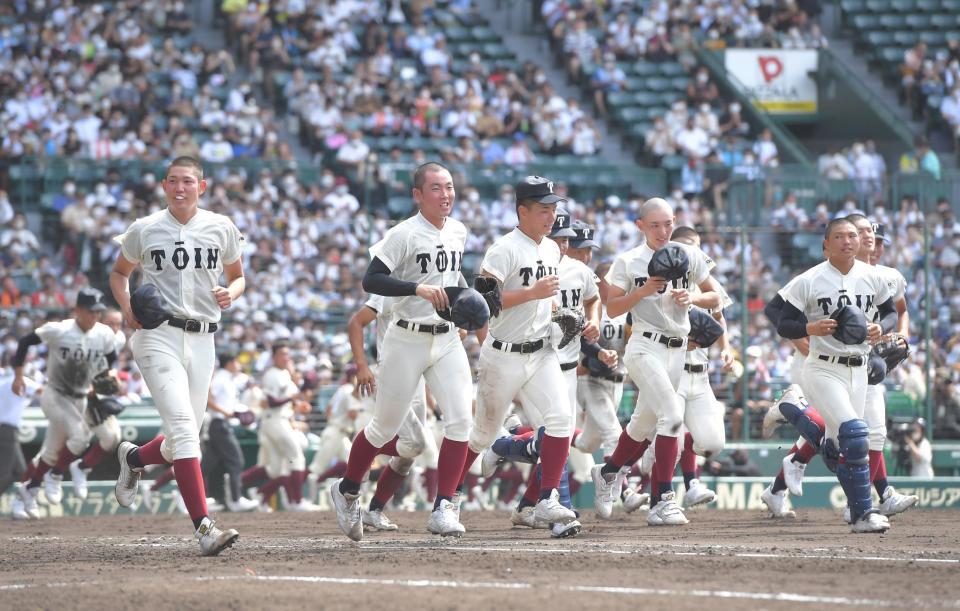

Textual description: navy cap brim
[549,228,577,238]
[82,302,107,312]
[570,238,599,249]
[534,193,566,205]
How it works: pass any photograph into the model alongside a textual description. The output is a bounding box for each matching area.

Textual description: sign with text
[725,49,819,114]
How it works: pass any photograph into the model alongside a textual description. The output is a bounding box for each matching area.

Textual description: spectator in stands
[940,85,960,150]
[571,118,601,156]
[30,274,66,310]
[694,103,720,138]
[564,19,599,80]
[753,128,778,167]
[901,42,927,113]
[591,53,626,117]
[0,214,39,257]
[676,116,710,159]
[687,67,720,108]
[646,116,676,164]
[646,24,676,62]
[504,133,536,165]
[851,142,883,202]
[0,191,13,225]
[905,418,934,477]
[899,135,941,180]
[770,192,808,230]
[0,277,24,309]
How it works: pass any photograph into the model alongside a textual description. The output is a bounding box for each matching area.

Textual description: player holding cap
[772,217,897,533]
[110,156,246,555]
[591,198,721,526]
[330,162,474,541]
[11,287,124,517]
[460,175,581,535]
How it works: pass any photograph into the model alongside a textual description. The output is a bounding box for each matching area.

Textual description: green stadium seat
[917,0,939,10]
[615,106,647,125]
[645,77,672,92]
[670,76,690,91]
[633,63,660,77]
[387,196,413,218]
[657,62,687,77]
[482,43,513,60]
[893,31,919,46]
[864,30,895,47]
[890,0,914,11]
[886,391,918,419]
[841,0,867,14]
[920,30,947,45]
[633,91,660,106]
[470,26,499,43]
[865,0,892,11]
[878,14,906,29]
[444,26,471,42]
[942,0,960,11]
[606,91,634,108]
[852,14,881,29]
[660,154,687,172]
[877,46,905,64]
[906,14,933,30]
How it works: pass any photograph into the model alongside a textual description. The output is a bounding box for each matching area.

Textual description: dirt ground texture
[2,508,959,610]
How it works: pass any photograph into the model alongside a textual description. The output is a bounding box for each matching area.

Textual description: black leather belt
[818,354,865,367]
[491,339,545,354]
[590,372,625,383]
[56,387,87,399]
[397,319,450,334]
[684,364,707,373]
[169,316,218,333]
[560,361,578,371]
[642,331,685,348]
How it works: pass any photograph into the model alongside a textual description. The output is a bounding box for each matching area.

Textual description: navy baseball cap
[570,220,599,249]
[549,207,577,238]
[76,287,107,311]
[515,175,566,205]
[872,222,891,245]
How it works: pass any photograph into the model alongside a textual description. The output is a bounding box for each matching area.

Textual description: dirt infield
[2,508,959,610]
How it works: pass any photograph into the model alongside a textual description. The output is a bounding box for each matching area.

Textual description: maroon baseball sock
[80,444,107,469]
[370,464,405,511]
[457,448,480,489]
[241,465,268,488]
[795,441,818,464]
[316,461,347,482]
[152,466,177,491]
[340,430,380,493]
[258,477,284,501]
[538,434,569,495]
[26,459,52,487]
[499,467,523,503]
[424,467,438,502]
[680,432,697,489]
[569,477,581,497]
[435,438,468,505]
[651,435,679,504]
[173,458,208,526]
[134,435,169,467]
[871,451,890,496]
[520,465,541,508]
[378,435,400,457]
[285,470,307,504]
[52,449,78,475]
[603,430,647,475]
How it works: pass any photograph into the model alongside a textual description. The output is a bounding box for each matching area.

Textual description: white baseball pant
[259,410,305,477]
[38,389,90,465]
[679,370,725,457]
[623,335,686,442]
[863,384,886,452]
[802,357,868,445]
[129,324,215,461]
[575,375,624,457]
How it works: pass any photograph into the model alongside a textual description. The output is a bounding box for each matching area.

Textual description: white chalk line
[3,573,958,608]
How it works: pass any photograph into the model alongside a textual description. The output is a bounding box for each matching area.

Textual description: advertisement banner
[724,49,819,114]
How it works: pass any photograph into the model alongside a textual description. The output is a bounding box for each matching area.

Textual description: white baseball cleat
[760,484,796,518]
[330,480,363,542]
[195,517,239,556]
[684,479,716,507]
[510,506,548,529]
[550,519,582,538]
[850,511,890,534]
[363,509,400,531]
[471,484,492,510]
[43,471,63,505]
[207,497,225,513]
[534,489,577,525]
[11,488,30,520]
[69,459,90,501]
[114,442,142,508]
[451,490,463,521]
[762,384,807,438]
[289,499,322,512]
[591,464,617,520]
[622,488,650,513]
[647,491,689,525]
[879,486,919,517]
[426,499,465,537]
[226,496,260,513]
[480,449,503,478]
[17,483,41,519]
[782,454,807,497]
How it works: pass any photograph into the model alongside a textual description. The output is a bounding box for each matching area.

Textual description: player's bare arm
[110,254,142,329]
[691,275,722,309]
[207,389,233,417]
[346,305,378,396]
[582,294,601,342]
[213,259,245,310]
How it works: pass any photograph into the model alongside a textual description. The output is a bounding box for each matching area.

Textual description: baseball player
[342,294,432,531]
[669,226,734,507]
[204,352,259,512]
[331,162,474,541]
[11,288,123,516]
[69,307,127,501]
[3,366,41,519]
[110,155,246,555]
[458,175,581,536]
[772,216,898,533]
[591,198,721,526]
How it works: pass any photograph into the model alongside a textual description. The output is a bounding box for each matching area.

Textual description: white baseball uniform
[36,320,124,465]
[83,329,127,453]
[574,306,627,457]
[678,283,732,458]
[310,382,368,476]
[864,263,907,451]
[116,207,244,461]
[363,213,473,448]
[470,228,571,453]
[781,260,891,444]
[259,365,306,478]
[605,241,714,442]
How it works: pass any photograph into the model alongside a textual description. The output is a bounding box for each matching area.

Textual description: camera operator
[905,419,934,478]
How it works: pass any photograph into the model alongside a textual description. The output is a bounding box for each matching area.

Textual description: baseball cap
[515,175,566,205]
[872,222,892,245]
[570,220,599,249]
[549,207,577,238]
[76,287,107,311]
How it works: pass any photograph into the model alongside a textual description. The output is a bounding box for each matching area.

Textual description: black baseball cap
[76,287,107,311]
[515,175,566,205]
[549,207,577,238]
[570,220,599,249]
[872,222,891,245]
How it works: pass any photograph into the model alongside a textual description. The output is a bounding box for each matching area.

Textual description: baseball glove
[92,371,120,396]
[688,307,724,348]
[873,333,909,373]
[473,276,502,318]
[552,307,586,349]
[130,283,171,329]
[830,305,868,345]
[88,395,125,424]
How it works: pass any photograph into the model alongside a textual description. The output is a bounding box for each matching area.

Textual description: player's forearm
[227,276,245,301]
[691,291,720,309]
[110,270,132,311]
[605,291,641,319]
[500,287,539,309]
[346,322,368,368]
[585,297,600,327]
[896,300,910,336]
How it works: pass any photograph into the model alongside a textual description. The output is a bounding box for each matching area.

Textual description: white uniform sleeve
[777,274,801,300]
[221,218,245,265]
[781,274,809,312]
[373,225,408,272]
[583,267,600,302]
[261,369,284,399]
[874,271,893,305]
[605,254,631,294]
[891,270,907,303]
[115,219,143,263]
[687,246,714,286]
[113,330,127,352]
[35,321,64,346]
[479,241,513,285]
[365,294,385,313]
